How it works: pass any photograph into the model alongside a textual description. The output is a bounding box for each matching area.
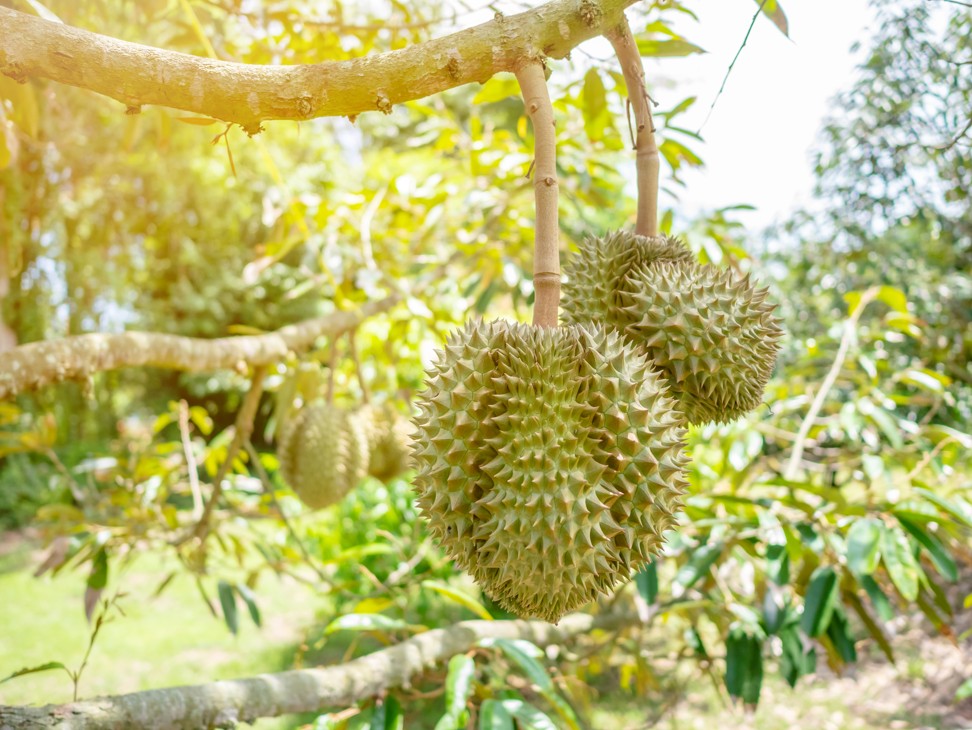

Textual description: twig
[784,287,879,480]
[905,436,958,481]
[347,330,371,404]
[516,61,560,328]
[178,400,204,520]
[699,0,769,133]
[192,366,268,540]
[938,113,972,151]
[243,439,329,582]
[606,16,659,236]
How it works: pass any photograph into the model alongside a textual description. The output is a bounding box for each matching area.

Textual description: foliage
[0,0,971,725]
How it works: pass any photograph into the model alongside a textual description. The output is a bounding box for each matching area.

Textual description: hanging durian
[360,404,414,481]
[562,229,782,425]
[277,401,368,509]
[412,319,688,623]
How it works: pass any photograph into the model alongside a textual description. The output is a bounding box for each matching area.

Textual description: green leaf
[0,661,70,685]
[881,525,920,602]
[235,583,262,627]
[634,562,658,605]
[824,607,857,664]
[500,700,558,730]
[324,613,414,635]
[435,655,475,730]
[422,580,493,620]
[859,575,895,622]
[217,580,239,635]
[844,586,894,663]
[675,541,723,590]
[779,626,815,688]
[17,0,63,22]
[725,628,763,705]
[473,74,519,105]
[488,638,552,691]
[800,566,838,637]
[766,544,790,585]
[370,696,402,730]
[914,488,972,528]
[877,285,908,313]
[956,678,972,701]
[478,699,514,730]
[899,369,946,393]
[636,37,706,57]
[582,68,608,141]
[895,515,958,582]
[755,0,789,36]
[846,518,882,575]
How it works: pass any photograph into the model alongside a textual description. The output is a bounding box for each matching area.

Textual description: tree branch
[0,611,636,730]
[517,62,561,328]
[0,0,640,130]
[0,295,399,401]
[606,16,659,237]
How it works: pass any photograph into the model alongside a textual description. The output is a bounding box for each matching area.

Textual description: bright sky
[646,0,873,229]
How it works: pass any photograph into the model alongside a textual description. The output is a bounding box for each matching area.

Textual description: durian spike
[606,16,659,237]
[515,61,560,328]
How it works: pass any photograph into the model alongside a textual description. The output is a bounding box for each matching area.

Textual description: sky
[649,0,874,229]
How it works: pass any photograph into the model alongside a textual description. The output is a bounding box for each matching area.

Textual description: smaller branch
[784,287,878,480]
[937,113,972,151]
[178,400,204,520]
[516,61,560,328]
[606,17,659,237]
[699,0,769,133]
[244,439,328,583]
[347,330,371,404]
[192,366,268,540]
[0,294,399,401]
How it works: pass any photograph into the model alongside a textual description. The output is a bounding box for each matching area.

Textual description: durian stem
[607,18,659,237]
[327,339,338,405]
[516,61,560,328]
[348,330,371,404]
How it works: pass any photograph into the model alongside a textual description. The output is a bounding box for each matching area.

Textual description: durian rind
[361,404,414,481]
[412,319,688,623]
[277,402,367,510]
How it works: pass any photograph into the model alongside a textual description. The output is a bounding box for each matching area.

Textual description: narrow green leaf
[844,587,894,664]
[472,74,519,105]
[725,628,763,705]
[877,285,908,313]
[956,678,972,701]
[489,638,552,691]
[324,613,413,635]
[755,0,789,36]
[634,562,658,605]
[914,488,972,527]
[825,608,857,664]
[895,515,958,582]
[478,699,514,730]
[846,518,883,575]
[0,662,70,685]
[800,566,838,637]
[422,580,493,620]
[217,580,239,635]
[438,654,475,727]
[766,544,789,585]
[880,526,920,602]
[779,626,815,688]
[581,68,608,141]
[87,547,109,590]
[636,37,706,57]
[500,699,558,730]
[859,575,895,622]
[235,583,262,627]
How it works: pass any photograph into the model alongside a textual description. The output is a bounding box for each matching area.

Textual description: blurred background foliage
[0,0,971,727]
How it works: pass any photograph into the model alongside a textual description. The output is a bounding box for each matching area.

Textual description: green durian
[277,402,368,509]
[412,319,688,623]
[360,404,414,481]
[562,229,782,425]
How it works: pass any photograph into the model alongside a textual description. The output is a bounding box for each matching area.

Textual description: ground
[1,530,970,729]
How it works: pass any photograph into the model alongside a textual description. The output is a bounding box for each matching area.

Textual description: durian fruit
[359,404,414,481]
[562,229,782,425]
[276,401,368,509]
[412,319,688,623]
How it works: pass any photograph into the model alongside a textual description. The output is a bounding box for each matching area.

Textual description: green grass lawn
[0,538,329,728]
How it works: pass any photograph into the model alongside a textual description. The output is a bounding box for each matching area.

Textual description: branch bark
[606,17,659,237]
[0,0,639,131]
[0,296,399,401]
[516,62,560,328]
[0,611,636,730]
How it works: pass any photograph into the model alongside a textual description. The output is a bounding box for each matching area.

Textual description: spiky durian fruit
[621,262,782,424]
[360,404,414,481]
[277,402,368,509]
[412,319,688,623]
[561,229,694,331]
[562,229,782,425]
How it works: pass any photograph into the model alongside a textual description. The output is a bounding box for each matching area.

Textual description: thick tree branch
[0,611,637,730]
[606,17,659,237]
[0,0,640,130]
[517,62,561,328]
[0,296,399,401]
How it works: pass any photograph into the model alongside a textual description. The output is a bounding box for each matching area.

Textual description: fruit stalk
[607,17,659,237]
[516,61,560,328]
